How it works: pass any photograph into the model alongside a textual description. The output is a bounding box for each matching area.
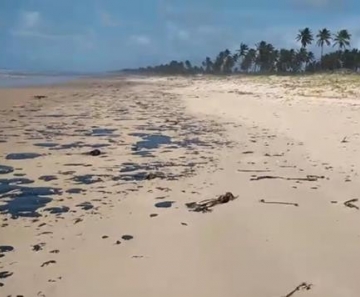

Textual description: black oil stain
[13,173,26,177]
[89,128,117,137]
[5,153,42,160]
[0,180,61,218]
[175,138,211,148]
[34,143,59,148]
[39,175,58,182]
[115,171,150,182]
[0,271,13,279]
[131,134,172,151]
[43,206,69,214]
[155,201,175,208]
[0,165,14,175]
[0,246,14,253]
[41,260,56,267]
[32,244,44,251]
[120,163,144,173]
[70,175,104,184]
[0,178,34,194]
[66,188,86,194]
[76,202,93,210]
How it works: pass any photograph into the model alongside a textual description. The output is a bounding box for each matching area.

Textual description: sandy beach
[1,74,360,297]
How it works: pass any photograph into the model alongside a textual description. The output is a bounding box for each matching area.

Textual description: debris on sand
[186,192,237,213]
[0,246,14,253]
[32,243,45,252]
[83,149,102,156]
[282,282,313,297]
[344,198,359,210]
[259,199,298,207]
[0,271,13,279]
[155,201,174,208]
[242,151,254,154]
[250,175,324,182]
[33,95,47,99]
[122,235,134,241]
[41,260,56,267]
[117,171,170,182]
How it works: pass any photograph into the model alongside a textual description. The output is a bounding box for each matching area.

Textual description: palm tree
[296,47,308,71]
[289,49,301,72]
[255,41,267,71]
[221,49,234,74]
[241,49,256,72]
[184,60,192,74]
[333,29,351,50]
[255,41,277,72]
[223,54,236,74]
[213,51,226,73]
[296,27,314,48]
[316,28,332,65]
[305,51,315,71]
[277,49,291,72]
[202,57,213,73]
[236,43,249,71]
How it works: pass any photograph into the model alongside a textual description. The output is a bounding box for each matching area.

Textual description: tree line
[122,28,359,75]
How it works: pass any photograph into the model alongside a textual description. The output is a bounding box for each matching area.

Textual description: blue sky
[0,0,359,72]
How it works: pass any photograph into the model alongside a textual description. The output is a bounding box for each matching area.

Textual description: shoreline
[1,75,360,296]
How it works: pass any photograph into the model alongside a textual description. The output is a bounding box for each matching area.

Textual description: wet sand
[1,75,360,297]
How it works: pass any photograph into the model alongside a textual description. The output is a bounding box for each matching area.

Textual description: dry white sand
[1,75,360,297]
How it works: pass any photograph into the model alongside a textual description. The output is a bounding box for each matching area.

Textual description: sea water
[0,74,78,88]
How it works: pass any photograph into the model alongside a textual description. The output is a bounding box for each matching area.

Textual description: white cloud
[129,35,151,45]
[11,10,96,51]
[177,29,189,41]
[21,11,40,29]
[11,29,96,50]
[99,11,120,27]
[166,21,190,41]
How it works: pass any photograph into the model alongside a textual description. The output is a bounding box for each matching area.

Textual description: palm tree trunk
[321,45,324,70]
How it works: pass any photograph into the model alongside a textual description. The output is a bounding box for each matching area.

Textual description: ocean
[0,74,79,88]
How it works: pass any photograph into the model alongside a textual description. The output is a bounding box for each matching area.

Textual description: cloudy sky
[0,0,359,72]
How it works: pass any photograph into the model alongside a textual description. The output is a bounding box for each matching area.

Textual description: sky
[0,0,359,72]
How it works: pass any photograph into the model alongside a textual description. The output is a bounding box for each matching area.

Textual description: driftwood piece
[259,199,298,207]
[283,282,313,297]
[251,175,324,182]
[344,198,359,210]
[186,192,237,213]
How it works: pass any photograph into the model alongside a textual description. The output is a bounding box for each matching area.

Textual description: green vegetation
[123,28,357,75]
